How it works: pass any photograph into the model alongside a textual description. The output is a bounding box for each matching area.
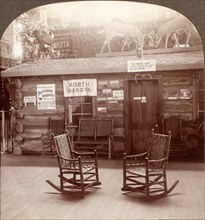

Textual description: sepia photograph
[0,0,204,219]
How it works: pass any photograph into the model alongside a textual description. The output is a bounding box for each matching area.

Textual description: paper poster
[97,107,107,113]
[113,90,124,100]
[37,84,56,109]
[24,96,36,107]
[102,89,112,96]
[98,80,108,89]
[110,80,119,88]
[127,60,156,72]
[180,89,192,99]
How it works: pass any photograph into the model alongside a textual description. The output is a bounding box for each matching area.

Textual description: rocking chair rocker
[121,129,179,199]
[46,133,101,196]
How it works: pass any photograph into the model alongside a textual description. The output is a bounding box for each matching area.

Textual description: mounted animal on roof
[100,19,144,53]
[154,16,200,48]
[23,27,59,60]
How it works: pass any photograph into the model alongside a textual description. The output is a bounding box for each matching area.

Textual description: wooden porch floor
[1,154,205,220]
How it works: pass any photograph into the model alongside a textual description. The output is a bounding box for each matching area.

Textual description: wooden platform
[1,154,205,219]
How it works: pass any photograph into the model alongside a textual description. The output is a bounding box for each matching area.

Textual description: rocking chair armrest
[58,154,78,162]
[146,157,167,163]
[72,150,95,156]
[124,152,147,159]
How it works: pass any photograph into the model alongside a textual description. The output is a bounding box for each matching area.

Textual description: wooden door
[129,80,159,154]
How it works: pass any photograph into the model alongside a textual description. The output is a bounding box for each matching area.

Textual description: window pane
[72,104,82,113]
[82,103,92,113]
[70,96,94,125]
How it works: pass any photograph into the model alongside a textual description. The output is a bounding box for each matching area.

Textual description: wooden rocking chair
[121,129,179,199]
[46,133,101,196]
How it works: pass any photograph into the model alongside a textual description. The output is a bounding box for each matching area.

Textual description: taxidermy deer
[100,19,144,53]
[155,16,199,48]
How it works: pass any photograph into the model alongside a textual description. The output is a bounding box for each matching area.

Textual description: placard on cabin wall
[37,84,56,110]
[24,96,37,107]
[63,79,97,97]
[127,60,156,72]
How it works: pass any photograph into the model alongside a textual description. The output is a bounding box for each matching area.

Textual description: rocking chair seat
[127,166,165,176]
[61,163,97,173]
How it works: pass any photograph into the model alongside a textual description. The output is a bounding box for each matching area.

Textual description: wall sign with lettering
[63,79,97,97]
[37,84,56,110]
[127,60,156,72]
[24,96,36,107]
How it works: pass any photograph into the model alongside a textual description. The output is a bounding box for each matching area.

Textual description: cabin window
[66,96,96,125]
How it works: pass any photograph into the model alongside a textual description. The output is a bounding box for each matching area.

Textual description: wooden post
[1,110,6,153]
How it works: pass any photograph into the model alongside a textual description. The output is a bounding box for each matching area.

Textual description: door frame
[124,76,163,154]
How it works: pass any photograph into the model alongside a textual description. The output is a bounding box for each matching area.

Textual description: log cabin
[1,46,204,160]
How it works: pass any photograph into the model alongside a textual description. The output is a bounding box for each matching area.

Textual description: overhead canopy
[1,48,204,78]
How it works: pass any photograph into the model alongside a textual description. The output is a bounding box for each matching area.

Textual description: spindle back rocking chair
[122,129,179,199]
[46,132,101,196]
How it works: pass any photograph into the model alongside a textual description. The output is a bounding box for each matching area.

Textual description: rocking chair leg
[164,172,168,192]
[145,164,150,197]
[60,173,64,190]
[95,157,100,183]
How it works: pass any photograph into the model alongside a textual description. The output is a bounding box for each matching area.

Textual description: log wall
[9,69,204,156]
[12,76,64,153]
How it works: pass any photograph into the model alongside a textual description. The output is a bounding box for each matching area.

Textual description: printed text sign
[127,60,156,72]
[63,79,97,97]
[37,84,56,109]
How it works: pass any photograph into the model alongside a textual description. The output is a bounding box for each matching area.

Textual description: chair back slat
[164,115,181,139]
[50,117,65,136]
[79,118,95,137]
[95,118,113,137]
[148,130,171,166]
[53,134,72,166]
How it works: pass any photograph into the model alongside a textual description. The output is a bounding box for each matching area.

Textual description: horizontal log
[164,103,192,111]
[113,128,125,137]
[21,79,63,92]
[24,128,49,133]
[20,128,50,139]
[163,113,192,121]
[113,116,124,126]
[20,139,43,152]
[19,105,65,114]
[113,142,124,151]
[163,79,192,86]
[164,99,192,104]
[20,133,42,139]
[107,109,124,114]
[22,116,49,127]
